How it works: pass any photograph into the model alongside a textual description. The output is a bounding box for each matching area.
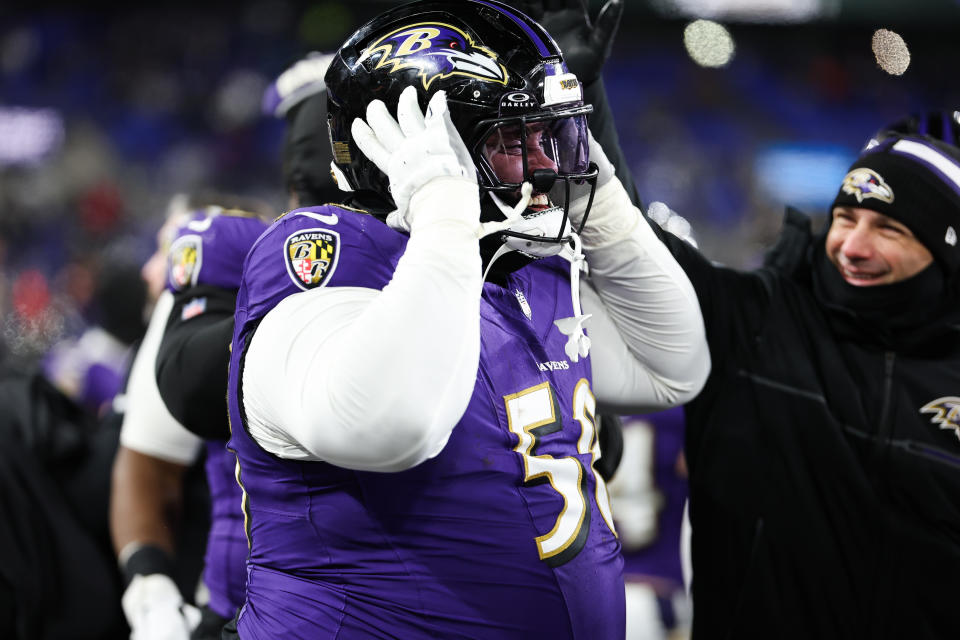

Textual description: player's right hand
[121,573,200,640]
[352,86,479,232]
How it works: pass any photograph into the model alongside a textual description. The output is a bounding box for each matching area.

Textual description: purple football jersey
[203,440,246,619]
[618,407,687,592]
[165,208,269,618]
[227,206,624,639]
[166,209,269,294]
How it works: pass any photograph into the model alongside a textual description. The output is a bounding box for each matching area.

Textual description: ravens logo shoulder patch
[168,234,203,291]
[284,227,341,290]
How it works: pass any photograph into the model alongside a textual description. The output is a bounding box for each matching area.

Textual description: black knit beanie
[831,134,960,276]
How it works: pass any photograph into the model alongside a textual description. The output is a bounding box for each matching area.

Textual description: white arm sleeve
[582,182,710,414]
[119,290,203,465]
[242,181,482,472]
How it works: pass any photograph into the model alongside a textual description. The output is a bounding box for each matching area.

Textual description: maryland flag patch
[284,228,341,290]
[168,235,203,291]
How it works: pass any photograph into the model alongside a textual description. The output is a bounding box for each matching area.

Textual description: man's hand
[510,0,624,84]
[352,86,478,232]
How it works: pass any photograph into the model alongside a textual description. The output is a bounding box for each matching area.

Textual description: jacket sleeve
[650,223,774,372]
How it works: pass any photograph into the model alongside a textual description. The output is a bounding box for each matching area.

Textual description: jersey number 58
[504,379,617,567]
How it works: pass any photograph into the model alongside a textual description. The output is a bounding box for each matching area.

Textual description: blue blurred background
[1,0,959,373]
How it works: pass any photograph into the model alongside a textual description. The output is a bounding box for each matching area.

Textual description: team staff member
[675,135,960,639]
[611,130,960,637]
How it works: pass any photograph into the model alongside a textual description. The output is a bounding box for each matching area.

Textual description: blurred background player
[110,198,211,640]
[263,51,341,209]
[110,193,272,640]
[607,407,692,640]
[153,204,270,639]
[41,254,146,417]
[130,53,340,640]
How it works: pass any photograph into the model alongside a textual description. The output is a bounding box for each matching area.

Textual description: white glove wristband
[574,176,641,249]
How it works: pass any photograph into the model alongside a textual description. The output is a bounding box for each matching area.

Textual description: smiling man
[641,130,960,639]
[824,137,959,289]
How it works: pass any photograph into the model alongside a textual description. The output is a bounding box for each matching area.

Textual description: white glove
[351,86,478,232]
[121,573,201,640]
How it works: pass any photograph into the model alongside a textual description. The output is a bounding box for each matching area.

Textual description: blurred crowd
[2,3,957,377]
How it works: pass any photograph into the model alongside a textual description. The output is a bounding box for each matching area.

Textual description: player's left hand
[509,0,623,84]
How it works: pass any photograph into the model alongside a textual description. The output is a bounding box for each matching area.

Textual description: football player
[110,200,209,640]
[110,200,273,640]
[225,2,709,638]
[152,205,270,639]
[115,55,341,640]
[607,408,692,640]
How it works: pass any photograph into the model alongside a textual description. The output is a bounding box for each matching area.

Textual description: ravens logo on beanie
[832,134,960,275]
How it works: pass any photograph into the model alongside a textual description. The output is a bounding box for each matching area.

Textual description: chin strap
[481,242,519,283]
[479,182,533,239]
[553,232,592,362]
[394,179,588,360]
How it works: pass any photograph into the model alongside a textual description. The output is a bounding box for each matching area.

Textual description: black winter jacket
[659,211,960,639]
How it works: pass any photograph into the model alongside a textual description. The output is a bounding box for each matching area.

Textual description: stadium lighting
[0,107,65,166]
[683,20,735,68]
[872,29,911,76]
[656,0,826,23]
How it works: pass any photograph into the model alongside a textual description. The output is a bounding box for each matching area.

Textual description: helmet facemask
[471,104,598,259]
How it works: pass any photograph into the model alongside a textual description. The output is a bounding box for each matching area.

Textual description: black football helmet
[325,0,598,258]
